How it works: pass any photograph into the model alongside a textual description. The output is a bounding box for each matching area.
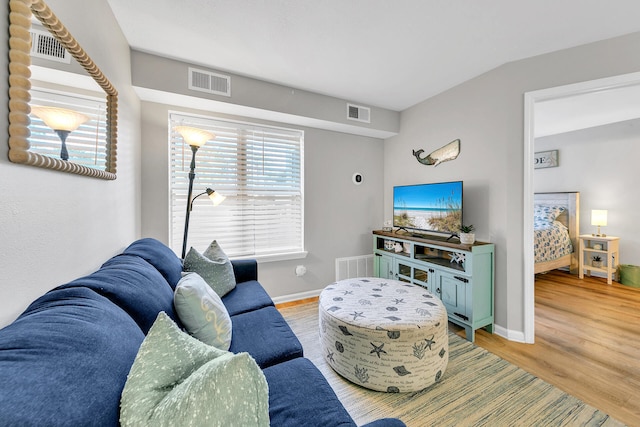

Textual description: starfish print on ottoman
[350,311,365,320]
[369,342,387,358]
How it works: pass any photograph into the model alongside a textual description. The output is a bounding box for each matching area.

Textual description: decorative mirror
[8,0,118,179]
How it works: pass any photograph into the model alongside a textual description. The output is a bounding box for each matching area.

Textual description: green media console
[373,230,495,342]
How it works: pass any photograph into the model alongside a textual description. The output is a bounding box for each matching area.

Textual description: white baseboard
[493,324,527,343]
[272,289,322,305]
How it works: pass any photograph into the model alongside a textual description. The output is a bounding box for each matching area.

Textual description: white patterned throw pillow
[174,272,232,350]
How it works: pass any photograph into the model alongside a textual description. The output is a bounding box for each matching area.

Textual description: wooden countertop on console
[373,229,492,251]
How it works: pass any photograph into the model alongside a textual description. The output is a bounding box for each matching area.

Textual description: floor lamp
[31,106,89,161]
[175,126,225,259]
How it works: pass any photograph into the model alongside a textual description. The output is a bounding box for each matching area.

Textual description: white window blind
[169,112,304,259]
[29,87,108,169]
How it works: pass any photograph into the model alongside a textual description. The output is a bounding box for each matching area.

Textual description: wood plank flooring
[459,270,640,427]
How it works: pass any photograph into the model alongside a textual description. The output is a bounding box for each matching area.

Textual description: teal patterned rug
[280,302,624,427]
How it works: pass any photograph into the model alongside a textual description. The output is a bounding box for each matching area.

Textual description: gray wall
[0,0,141,327]
[385,31,640,337]
[140,102,384,300]
[535,119,640,265]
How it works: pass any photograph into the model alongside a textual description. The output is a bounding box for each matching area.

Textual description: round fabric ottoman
[319,277,448,392]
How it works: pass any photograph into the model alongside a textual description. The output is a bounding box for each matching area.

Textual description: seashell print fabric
[319,277,448,392]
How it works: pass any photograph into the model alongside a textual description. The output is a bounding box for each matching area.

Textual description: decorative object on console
[591,209,608,237]
[459,224,475,245]
[450,252,466,264]
[176,125,226,259]
[30,106,89,161]
[534,150,559,169]
[412,139,460,166]
[382,220,393,232]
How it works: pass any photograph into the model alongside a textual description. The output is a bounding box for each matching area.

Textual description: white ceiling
[106,0,640,112]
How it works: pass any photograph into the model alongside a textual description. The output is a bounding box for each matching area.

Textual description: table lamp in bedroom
[591,209,607,237]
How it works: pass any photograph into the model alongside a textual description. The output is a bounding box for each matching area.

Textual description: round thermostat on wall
[352,173,363,185]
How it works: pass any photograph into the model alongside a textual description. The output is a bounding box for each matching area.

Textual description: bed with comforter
[534,192,580,274]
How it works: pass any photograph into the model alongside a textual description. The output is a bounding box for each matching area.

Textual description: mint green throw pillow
[183,241,236,297]
[174,272,232,351]
[120,312,269,427]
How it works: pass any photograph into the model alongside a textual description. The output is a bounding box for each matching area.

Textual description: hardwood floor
[458,270,640,426]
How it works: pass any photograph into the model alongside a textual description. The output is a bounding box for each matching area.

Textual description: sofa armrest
[231,259,258,283]
[361,419,406,427]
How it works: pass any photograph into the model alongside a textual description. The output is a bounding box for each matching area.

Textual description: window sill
[232,251,308,263]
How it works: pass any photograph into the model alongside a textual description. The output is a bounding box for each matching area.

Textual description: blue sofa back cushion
[123,237,184,289]
[58,254,178,333]
[0,287,145,427]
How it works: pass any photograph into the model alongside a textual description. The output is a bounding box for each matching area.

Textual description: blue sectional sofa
[0,238,405,427]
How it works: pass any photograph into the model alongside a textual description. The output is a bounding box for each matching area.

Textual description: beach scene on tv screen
[393,182,462,233]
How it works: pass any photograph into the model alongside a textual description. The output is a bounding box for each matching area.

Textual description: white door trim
[522,71,640,343]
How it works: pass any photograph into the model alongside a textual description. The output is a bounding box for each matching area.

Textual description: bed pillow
[120,312,269,427]
[183,241,236,297]
[534,205,566,224]
[174,272,232,350]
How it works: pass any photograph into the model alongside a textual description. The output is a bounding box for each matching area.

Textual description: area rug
[279,302,624,427]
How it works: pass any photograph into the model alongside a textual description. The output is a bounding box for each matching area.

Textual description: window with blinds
[29,87,108,169]
[170,112,304,259]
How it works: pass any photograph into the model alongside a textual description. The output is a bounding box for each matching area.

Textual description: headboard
[534,192,579,235]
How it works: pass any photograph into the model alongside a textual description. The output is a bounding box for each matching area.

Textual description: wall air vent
[188,67,231,97]
[347,103,371,123]
[29,28,70,63]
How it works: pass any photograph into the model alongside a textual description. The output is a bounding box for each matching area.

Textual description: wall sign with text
[534,150,558,169]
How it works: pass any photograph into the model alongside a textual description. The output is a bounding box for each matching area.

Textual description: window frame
[168,111,306,262]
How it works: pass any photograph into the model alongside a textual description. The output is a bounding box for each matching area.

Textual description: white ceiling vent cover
[188,67,231,97]
[347,103,371,123]
[29,28,70,64]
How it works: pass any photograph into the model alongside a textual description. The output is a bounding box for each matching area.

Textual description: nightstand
[578,235,620,285]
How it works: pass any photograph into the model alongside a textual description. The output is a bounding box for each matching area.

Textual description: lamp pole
[181,144,199,259]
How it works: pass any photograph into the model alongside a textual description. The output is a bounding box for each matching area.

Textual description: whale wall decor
[412,139,460,166]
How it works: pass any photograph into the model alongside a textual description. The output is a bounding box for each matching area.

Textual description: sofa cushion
[123,237,184,289]
[120,312,269,427]
[174,272,232,350]
[0,287,145,426]
[222,279,274,316]
[229,306,303,368]
[58,254,178,333]
[183,243,236,297]
[264,357,357,427]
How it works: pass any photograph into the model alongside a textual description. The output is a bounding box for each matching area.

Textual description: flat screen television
[393,181,463,237]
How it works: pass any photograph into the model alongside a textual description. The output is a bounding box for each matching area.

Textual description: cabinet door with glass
[395,259,434,292]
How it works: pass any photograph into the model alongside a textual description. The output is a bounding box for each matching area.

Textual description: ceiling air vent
[347,103,371,123]
[188,67,231,97]
[29,28,70,63]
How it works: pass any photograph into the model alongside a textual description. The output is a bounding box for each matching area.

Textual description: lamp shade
[174,126,215,147]
[591,210,608,226]
[31,106,89,132]
[206,188,226,206]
